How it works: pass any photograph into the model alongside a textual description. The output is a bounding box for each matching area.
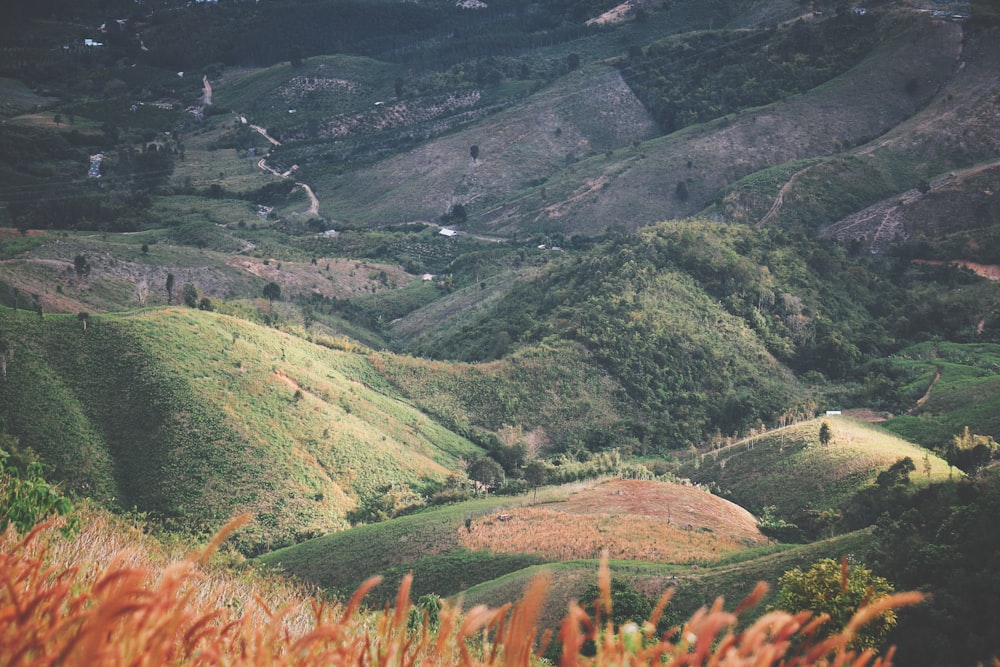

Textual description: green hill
[0,307,480,554]
[258,478,769,604]
[874,342,1000,447]
[681,415,952,530]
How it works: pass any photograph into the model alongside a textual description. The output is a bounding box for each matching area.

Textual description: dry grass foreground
[460,479,767,563]
[0,507,923,666]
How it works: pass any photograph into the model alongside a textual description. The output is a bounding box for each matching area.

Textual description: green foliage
[580,578,654,628]
[819,421,832,445]
[467,457,505,496]
[181,282,199,308]
[262,282,281,302]
[943,426,998,474]
[0,447,75,534]
[621,14,886,134]
[870,472,1000,666]
[774,557,897,651]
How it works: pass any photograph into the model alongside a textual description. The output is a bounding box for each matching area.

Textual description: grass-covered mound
[258,479,766,603]
[681,416,952,531]
[0,306,479,554]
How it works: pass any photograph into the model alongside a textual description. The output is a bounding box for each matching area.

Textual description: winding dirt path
[756,165,813,228]
[247,120,320,217]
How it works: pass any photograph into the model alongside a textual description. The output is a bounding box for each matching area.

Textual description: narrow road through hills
[245,119,320,217]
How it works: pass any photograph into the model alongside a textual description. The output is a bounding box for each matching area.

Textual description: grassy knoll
[0,306,479,554]
[879,342,1000,447]
[682,416,952,525]
[258,478,767,603]
[257,495,525,599]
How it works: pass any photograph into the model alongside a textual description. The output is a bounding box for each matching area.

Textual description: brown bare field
[459,479,766,563]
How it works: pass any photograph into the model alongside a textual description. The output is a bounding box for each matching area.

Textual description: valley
[1,0,999,664]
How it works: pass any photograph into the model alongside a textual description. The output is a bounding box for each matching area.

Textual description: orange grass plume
[1,515,924,666]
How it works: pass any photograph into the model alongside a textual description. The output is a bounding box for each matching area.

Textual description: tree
[523,459,548,503]
[674,180,689,201]
[470,145,479,161]
[447,203,467,224]
[181,282,198,308]
[0,340,12,380]
[944,426,997,473]
[0,455,75,534]
[73,254,90,279]
[134,279,149,307]
[467,457,504,497]
[165,273,175,304]
[263,282,281,302]
[819,421,833,445]
[774,558,897,652]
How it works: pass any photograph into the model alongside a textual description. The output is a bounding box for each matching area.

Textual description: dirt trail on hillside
[247,120,320,217]
[756,165,813,228]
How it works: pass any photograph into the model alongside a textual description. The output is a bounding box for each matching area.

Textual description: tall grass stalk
[1,514,922,666]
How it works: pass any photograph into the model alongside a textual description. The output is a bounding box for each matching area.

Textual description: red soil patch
[459,479,765,563]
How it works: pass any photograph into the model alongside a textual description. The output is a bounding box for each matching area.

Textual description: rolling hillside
[300,13,962,236]
[682,415,953,529]
[258,478,767,603]
[0,306,480,554]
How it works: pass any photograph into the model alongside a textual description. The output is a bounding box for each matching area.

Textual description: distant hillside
[305,13,961,237]
[681,415,952,532]
[0,307,480,554]
[873,342,1000,446]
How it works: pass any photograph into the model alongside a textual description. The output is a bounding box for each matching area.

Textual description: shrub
[0,454,75,534]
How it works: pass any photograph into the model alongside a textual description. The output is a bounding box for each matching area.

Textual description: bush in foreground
[0,514,924,666]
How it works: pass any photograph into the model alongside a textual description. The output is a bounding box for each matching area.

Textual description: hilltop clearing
[0,231,412,314]
[820,159,1000,256]
[258,478,766,603]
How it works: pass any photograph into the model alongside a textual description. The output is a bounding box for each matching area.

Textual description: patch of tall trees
[620,13,885,134]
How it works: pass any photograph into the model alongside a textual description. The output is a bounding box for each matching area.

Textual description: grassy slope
[0,227,416,315]
[259,478,767,603]
[369,340,626,453]
[459,529,876,632]
[0,307,479,554]
[682,416,952,520]
[304,64,659,226]
[880,342,1000,446]
[745,23,1000,234]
